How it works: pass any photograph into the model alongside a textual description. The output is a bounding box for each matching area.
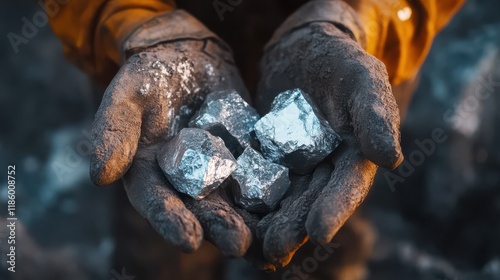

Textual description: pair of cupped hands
[90,11,403,271]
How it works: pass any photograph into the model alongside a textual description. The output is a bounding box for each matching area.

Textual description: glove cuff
[266,0,366,50]
[122,10,227,61]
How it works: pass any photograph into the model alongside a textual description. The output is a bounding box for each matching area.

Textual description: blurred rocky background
[367,0,500,279]
[0,1,111,280]
[0,0,499,279]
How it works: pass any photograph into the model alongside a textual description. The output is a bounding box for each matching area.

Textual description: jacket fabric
[48,0,465,85]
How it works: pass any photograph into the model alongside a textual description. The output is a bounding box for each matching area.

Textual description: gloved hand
[253,1,404,268]
[89,11,252,257]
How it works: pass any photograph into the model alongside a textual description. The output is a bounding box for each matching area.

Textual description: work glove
[252,0,404,268]
[89,10,252,257]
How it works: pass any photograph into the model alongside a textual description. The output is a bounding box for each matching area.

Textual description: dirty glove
[253,0,404,267]
[89,11,252,257]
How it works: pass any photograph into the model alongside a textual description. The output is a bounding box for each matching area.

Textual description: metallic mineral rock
[157,128,238,200]
[254,88,341,174]
[189,89,260,156]
[232,147,290,213]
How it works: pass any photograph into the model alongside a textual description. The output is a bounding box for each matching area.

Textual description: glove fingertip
[305,211,337,245]
[178,233,203,253]
[144,196,204,253]
[89,126,141,186]
[263,223,307,267]
[89,160,112,186]
[263,249,294,268]
[184,192,253,257]
[216,225,252,257]
[89,153,131,186]
[160,212,204,253]
[361,139,404,170]
[386,147,404,170]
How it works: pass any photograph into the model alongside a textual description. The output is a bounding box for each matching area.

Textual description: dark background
[0,0,499,279]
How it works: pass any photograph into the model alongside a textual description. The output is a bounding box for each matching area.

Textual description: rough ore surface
[232,147,290,213]
[254,88,341,174]
[189,89,260,156]
[157,128,237,200]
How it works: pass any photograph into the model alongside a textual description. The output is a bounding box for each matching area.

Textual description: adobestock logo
[212,0,243,22]
[384,128,448,192]
[7,0,70,54]
[111,267,135,280]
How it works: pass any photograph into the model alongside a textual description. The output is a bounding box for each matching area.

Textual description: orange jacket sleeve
[48,0,175,85]
[344,0,466,84]
[48,0,464,86]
